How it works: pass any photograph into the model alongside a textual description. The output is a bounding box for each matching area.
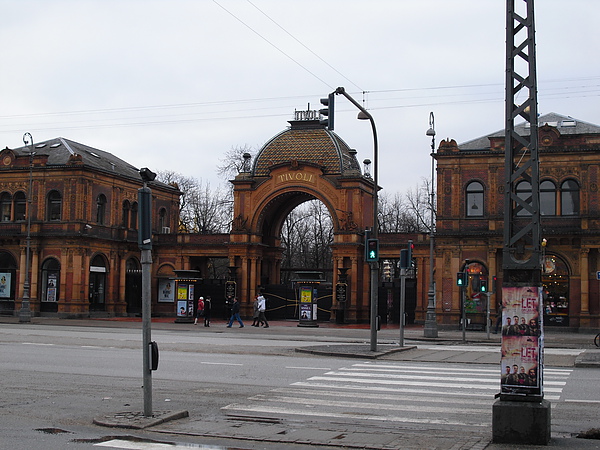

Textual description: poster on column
[500,286,543,397]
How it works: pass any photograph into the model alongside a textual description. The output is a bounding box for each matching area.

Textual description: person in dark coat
[203,296,212,327]
[227,297,244,328]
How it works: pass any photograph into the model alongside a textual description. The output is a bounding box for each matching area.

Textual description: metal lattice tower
[503,0,541,279]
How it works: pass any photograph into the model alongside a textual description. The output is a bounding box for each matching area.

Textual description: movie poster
[500,286,543,396]
[177,300,187,317]
[300,304,312,321]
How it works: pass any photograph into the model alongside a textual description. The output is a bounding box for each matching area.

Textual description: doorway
[542,254,569,326]
[89,255,107,312]
[125,258,142,315]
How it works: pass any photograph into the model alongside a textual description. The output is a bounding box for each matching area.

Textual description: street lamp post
[423,112,438,338]
[333,87,379,351]
[18,133,34,323]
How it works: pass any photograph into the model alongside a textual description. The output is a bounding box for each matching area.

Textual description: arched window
[47,190,62,221]
[130,202,138,229]
[13,192,26,221]
[560,180,579,216]
[122,200,130,228]
[540,180,556,216]
[466,181,484,217]
[0,192,11,222]
[158,208,167,232]
[515,181,532,216]
[96,194,107,225]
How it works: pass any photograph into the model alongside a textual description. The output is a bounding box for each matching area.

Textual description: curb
[574,349,600,368]
[295,343,416,359]
[93,410,189,430]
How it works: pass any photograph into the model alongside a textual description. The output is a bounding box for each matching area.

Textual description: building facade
[0,138,181,317]
[2,112,599,330]
[434,113,600,330]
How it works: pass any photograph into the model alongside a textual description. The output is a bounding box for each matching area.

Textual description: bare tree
[280,200,333,283]
[378,190,423,233]
[405,177,434,233]
[216,144,257,182]
[157,171,232,233]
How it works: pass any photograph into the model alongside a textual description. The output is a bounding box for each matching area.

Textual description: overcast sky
[1,1,599,196]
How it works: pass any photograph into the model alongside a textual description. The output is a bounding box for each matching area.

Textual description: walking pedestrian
[257,293,269,328]
[251,296,262,327]
[194,297,205,325]
[203,296,212,327]
[227,297,244,328]
[493,300,504,334]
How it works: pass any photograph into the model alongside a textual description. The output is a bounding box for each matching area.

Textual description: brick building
[434,112,600,329]
[0,138,180,317]
[2,112,599,331]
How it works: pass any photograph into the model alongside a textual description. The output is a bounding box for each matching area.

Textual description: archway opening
[258,195,335,321]
[280,199,333,285]
[125,257,142,315]
[40,258,60,313]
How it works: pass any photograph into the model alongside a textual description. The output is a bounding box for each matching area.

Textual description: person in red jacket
[194,297,205,325]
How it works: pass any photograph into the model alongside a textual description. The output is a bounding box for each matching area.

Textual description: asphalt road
[1,320,599,449]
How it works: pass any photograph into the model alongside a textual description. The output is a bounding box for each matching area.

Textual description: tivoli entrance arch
[228,114,376,322]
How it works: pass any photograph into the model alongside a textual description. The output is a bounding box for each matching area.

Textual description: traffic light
[319,93,335,130]
[480,279,488,293]
[457,272,468,287]
[138,186,153,250]
[366,238,379,262]
[382,260,392,280]
[400,249,409,268]
[407,240,413,262]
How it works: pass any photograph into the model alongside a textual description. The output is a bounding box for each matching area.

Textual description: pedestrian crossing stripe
[223,362,572,425]
[222,403,491,428]
[322,369,567,386]
[303,375,565,392]
[290,381,562,401]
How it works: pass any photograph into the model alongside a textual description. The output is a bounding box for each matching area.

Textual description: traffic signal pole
[138,168,156,417]
[329,87,380,352]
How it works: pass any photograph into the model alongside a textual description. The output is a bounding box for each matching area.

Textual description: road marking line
[564,399,600,404]
[200,362,243,366]
[323,371,567,386]
[254,394,490,414]
[285,366,332,370]
[306,376,565,392]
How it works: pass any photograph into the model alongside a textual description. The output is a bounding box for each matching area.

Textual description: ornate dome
[252,120,362,177]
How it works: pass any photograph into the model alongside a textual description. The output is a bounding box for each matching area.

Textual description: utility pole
[493,0,550,445]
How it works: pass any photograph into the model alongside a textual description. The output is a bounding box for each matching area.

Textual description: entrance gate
[228,116,376,322]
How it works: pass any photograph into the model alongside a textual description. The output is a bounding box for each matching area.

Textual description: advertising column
[298,285,318,327]
[500,286,543,399]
